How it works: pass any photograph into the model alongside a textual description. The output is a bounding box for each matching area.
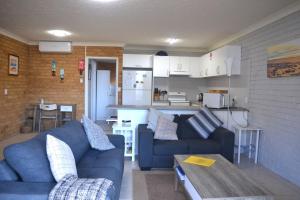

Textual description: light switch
[4,89,8,95]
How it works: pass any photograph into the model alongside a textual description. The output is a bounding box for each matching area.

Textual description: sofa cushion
[185,140,221,154]
[153,140,188,156]
[154,116,178,140]
[46,135,77,182]
[82,116,115,151]
[174,115,203,140]
[77,149,124,174]
[4,132,55,182]
[187,107,223,139]
[147,108,174,132]
[0,160,18,181]
[50,121,90,163]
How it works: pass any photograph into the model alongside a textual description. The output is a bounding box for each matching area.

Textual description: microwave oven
[203,93,229,108]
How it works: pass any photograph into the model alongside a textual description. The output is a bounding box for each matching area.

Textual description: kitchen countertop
[107,104,249,112]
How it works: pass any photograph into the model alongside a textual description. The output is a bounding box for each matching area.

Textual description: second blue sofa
[0,121,124,200]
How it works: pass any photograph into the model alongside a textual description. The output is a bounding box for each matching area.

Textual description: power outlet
[4,89,8,96]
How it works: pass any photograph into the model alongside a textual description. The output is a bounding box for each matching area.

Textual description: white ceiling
[0,0,298,49]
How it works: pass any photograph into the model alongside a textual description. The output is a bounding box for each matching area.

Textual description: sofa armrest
[210,127,235,163]
[0,181,55,200]
[138,124,154,169]
[108,134,125,150]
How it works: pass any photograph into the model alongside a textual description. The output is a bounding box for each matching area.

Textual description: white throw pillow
[154,116,178,140]
[147,108,174,132]
[46,135,77,182]
[82,116,115,151]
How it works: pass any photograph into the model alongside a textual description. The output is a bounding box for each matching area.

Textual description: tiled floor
[1,134,300,200]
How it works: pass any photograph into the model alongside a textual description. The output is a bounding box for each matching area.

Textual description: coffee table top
[175,154,272,200]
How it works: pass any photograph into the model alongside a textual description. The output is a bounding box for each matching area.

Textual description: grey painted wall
[207,11,300,186]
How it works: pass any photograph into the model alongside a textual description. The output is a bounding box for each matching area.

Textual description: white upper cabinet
[153,56,170,77]
[169,56,190,75]
[123,54,153,68]
[189,57,202,78]
[201,45,241,77]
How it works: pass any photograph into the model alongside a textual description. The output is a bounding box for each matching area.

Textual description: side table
[233,126,263,164]
[112,123,136,161]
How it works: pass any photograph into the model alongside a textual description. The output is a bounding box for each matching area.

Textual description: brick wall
[0,34,29,140]
[27,46,123,120]
[0,35,123,140]
[207,11,300,186]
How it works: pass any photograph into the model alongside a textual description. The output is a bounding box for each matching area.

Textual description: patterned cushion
[147,108,174,132]
[82,116,115,151]
[46,135,77,182]
[154,116,178,140]
[187,107,223,139]
[49,174,114,200]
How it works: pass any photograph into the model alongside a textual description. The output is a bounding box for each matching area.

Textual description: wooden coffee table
[174,154,273,200]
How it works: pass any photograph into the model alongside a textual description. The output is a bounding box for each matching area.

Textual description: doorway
[85,57,118,122]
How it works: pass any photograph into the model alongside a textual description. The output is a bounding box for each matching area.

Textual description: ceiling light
[47,30,72,37]
[91,0,118,2]
[166,38,180,45]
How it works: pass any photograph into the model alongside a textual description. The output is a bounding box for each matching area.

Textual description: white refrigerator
[122,70,152,105]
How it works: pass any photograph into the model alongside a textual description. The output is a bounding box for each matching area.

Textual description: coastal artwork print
[267,38,300,78]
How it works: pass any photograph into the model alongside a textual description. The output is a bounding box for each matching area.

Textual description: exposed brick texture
[0,35,123,140]
[0,35,29,140]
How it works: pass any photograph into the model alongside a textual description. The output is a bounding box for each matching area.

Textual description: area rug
[133,170,187,200]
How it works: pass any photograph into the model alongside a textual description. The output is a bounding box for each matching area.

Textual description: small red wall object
[79,59,85,75]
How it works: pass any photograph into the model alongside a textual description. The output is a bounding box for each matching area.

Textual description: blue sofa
[138,114,234,170]
[0,121,124,200]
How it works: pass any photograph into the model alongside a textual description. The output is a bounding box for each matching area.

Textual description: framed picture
[8,54,19,75]
[267,38,300,78]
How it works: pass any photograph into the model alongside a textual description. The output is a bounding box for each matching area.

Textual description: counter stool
[233,126,263,164]
[38,104,58,132]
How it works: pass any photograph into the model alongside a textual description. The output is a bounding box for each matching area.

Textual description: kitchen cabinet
[123,54,153,68]
[189,57,202,78]
[200,45,241,78]
[153,56,170,77]
[169,56,190,75]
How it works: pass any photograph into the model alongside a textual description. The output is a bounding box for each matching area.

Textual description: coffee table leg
[175,174,179,191]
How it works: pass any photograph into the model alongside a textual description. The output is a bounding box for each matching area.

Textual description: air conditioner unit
[38,41,72,53]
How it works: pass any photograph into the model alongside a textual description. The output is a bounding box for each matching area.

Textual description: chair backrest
[40,104,57,111]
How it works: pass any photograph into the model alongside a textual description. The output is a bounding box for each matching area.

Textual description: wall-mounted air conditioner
[38,41,72,53]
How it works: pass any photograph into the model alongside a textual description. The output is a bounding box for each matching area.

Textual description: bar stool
[38,104,58,132]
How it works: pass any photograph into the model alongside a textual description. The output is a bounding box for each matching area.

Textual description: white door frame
[84,56,119,117]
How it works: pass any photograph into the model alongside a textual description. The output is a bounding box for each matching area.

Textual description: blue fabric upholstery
[0,160,18,181]
[174,115,203,140]
[4,131,55,182]
[77,149,124,174]
[0,182,54,200]
[153,140,188,156]
[138,114,235,169]
[1,121,125,200]
[186,140,221,154]
[49,121,90,162]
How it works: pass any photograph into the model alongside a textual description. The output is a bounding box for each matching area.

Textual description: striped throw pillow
[187,107,223,139]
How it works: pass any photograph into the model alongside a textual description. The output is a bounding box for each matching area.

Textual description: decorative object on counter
[155,50,168,56]
[153,88,160,101]
[60,68,64,81]
[160,90,168,100]
[197,92,203,102]
[8,54,19,75]
[51,60,57,76]
[267,38,300,78]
